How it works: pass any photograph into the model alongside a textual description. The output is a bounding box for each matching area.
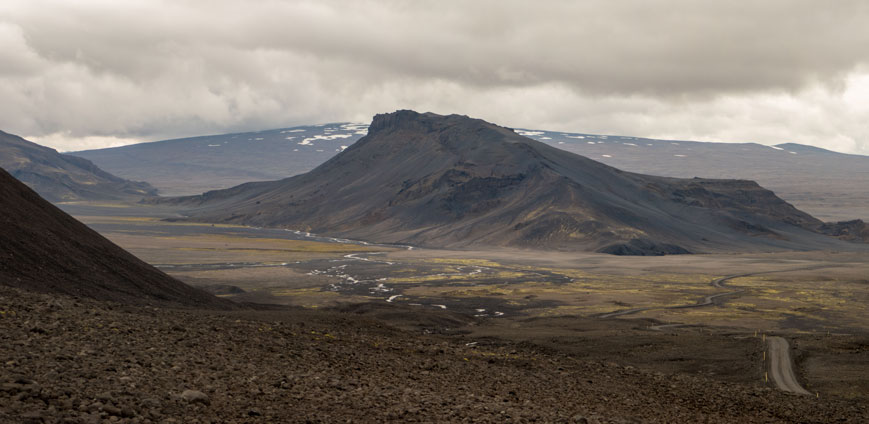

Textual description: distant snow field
[340,123,369,135]
[298,133,355,146]
[516,130,544,136]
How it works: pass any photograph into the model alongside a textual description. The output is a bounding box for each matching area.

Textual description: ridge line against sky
[1,0,868,154]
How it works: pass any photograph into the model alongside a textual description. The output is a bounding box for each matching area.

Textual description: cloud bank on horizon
[1,0,868,154]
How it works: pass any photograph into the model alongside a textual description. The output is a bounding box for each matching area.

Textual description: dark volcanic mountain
[0,166,232,308]
[0,130,157,201]
[73,123,869,223]
[168,111,866,254]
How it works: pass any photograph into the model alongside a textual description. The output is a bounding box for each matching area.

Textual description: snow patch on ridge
[298,133,354,146]
[516,130,544,136]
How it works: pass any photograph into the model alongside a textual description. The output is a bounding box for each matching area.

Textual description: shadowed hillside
[0,167,233,308]
[0,130,157,201]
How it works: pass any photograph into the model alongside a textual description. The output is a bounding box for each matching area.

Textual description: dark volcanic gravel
[1,286,866,423]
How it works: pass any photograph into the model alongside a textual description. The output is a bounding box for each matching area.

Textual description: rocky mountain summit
[166,111,866,255]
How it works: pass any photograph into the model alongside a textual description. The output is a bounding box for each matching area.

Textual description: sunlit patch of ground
[57,202,132,208]
[101,232,382,265]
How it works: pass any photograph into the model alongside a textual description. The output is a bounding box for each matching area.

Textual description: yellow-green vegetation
[387,270,537,284]
[700,276,866,329]
[612,274,869,330]
[97,224,387,267]
[172,235,379,252]
[386,261,867,331]
[76,216,160,222]
[272,287,339,297]
[427,258,503,267]
[174,243,373,254]
[397,269,720,314]
[57,202,132,208]
[268,288,376,309]
[267,288,341,309]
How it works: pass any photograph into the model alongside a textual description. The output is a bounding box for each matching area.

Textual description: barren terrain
[55,202,869,412]
[6,283,868,423]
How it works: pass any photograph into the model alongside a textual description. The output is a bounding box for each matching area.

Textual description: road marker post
[765,372,768,383]
[763,351,765,361]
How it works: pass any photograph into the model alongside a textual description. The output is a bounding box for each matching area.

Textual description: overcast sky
[1,0,868,154]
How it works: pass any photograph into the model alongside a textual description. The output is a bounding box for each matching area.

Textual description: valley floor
[16,201,862,422]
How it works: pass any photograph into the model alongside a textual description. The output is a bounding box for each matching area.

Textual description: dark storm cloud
[1,0,868,153]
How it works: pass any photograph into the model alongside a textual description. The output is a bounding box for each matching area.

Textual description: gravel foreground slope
[1,286,865,423]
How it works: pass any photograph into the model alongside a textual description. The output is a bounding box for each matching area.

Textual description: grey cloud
[0,0,867,154]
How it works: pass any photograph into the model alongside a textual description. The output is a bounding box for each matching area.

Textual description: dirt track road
[599,269,826,396]
[767,336,811,395]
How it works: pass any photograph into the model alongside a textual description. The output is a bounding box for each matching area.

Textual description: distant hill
[73,124,368,196]
[72,123,869,223]
[159,111,866,255]
[0,130,157,202]
[517,130,869,223]
[0,166,233,308]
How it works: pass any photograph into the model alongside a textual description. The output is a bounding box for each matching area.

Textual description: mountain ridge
[72,121,869,223]
[0,130,157,201]
[160,110,866,254]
